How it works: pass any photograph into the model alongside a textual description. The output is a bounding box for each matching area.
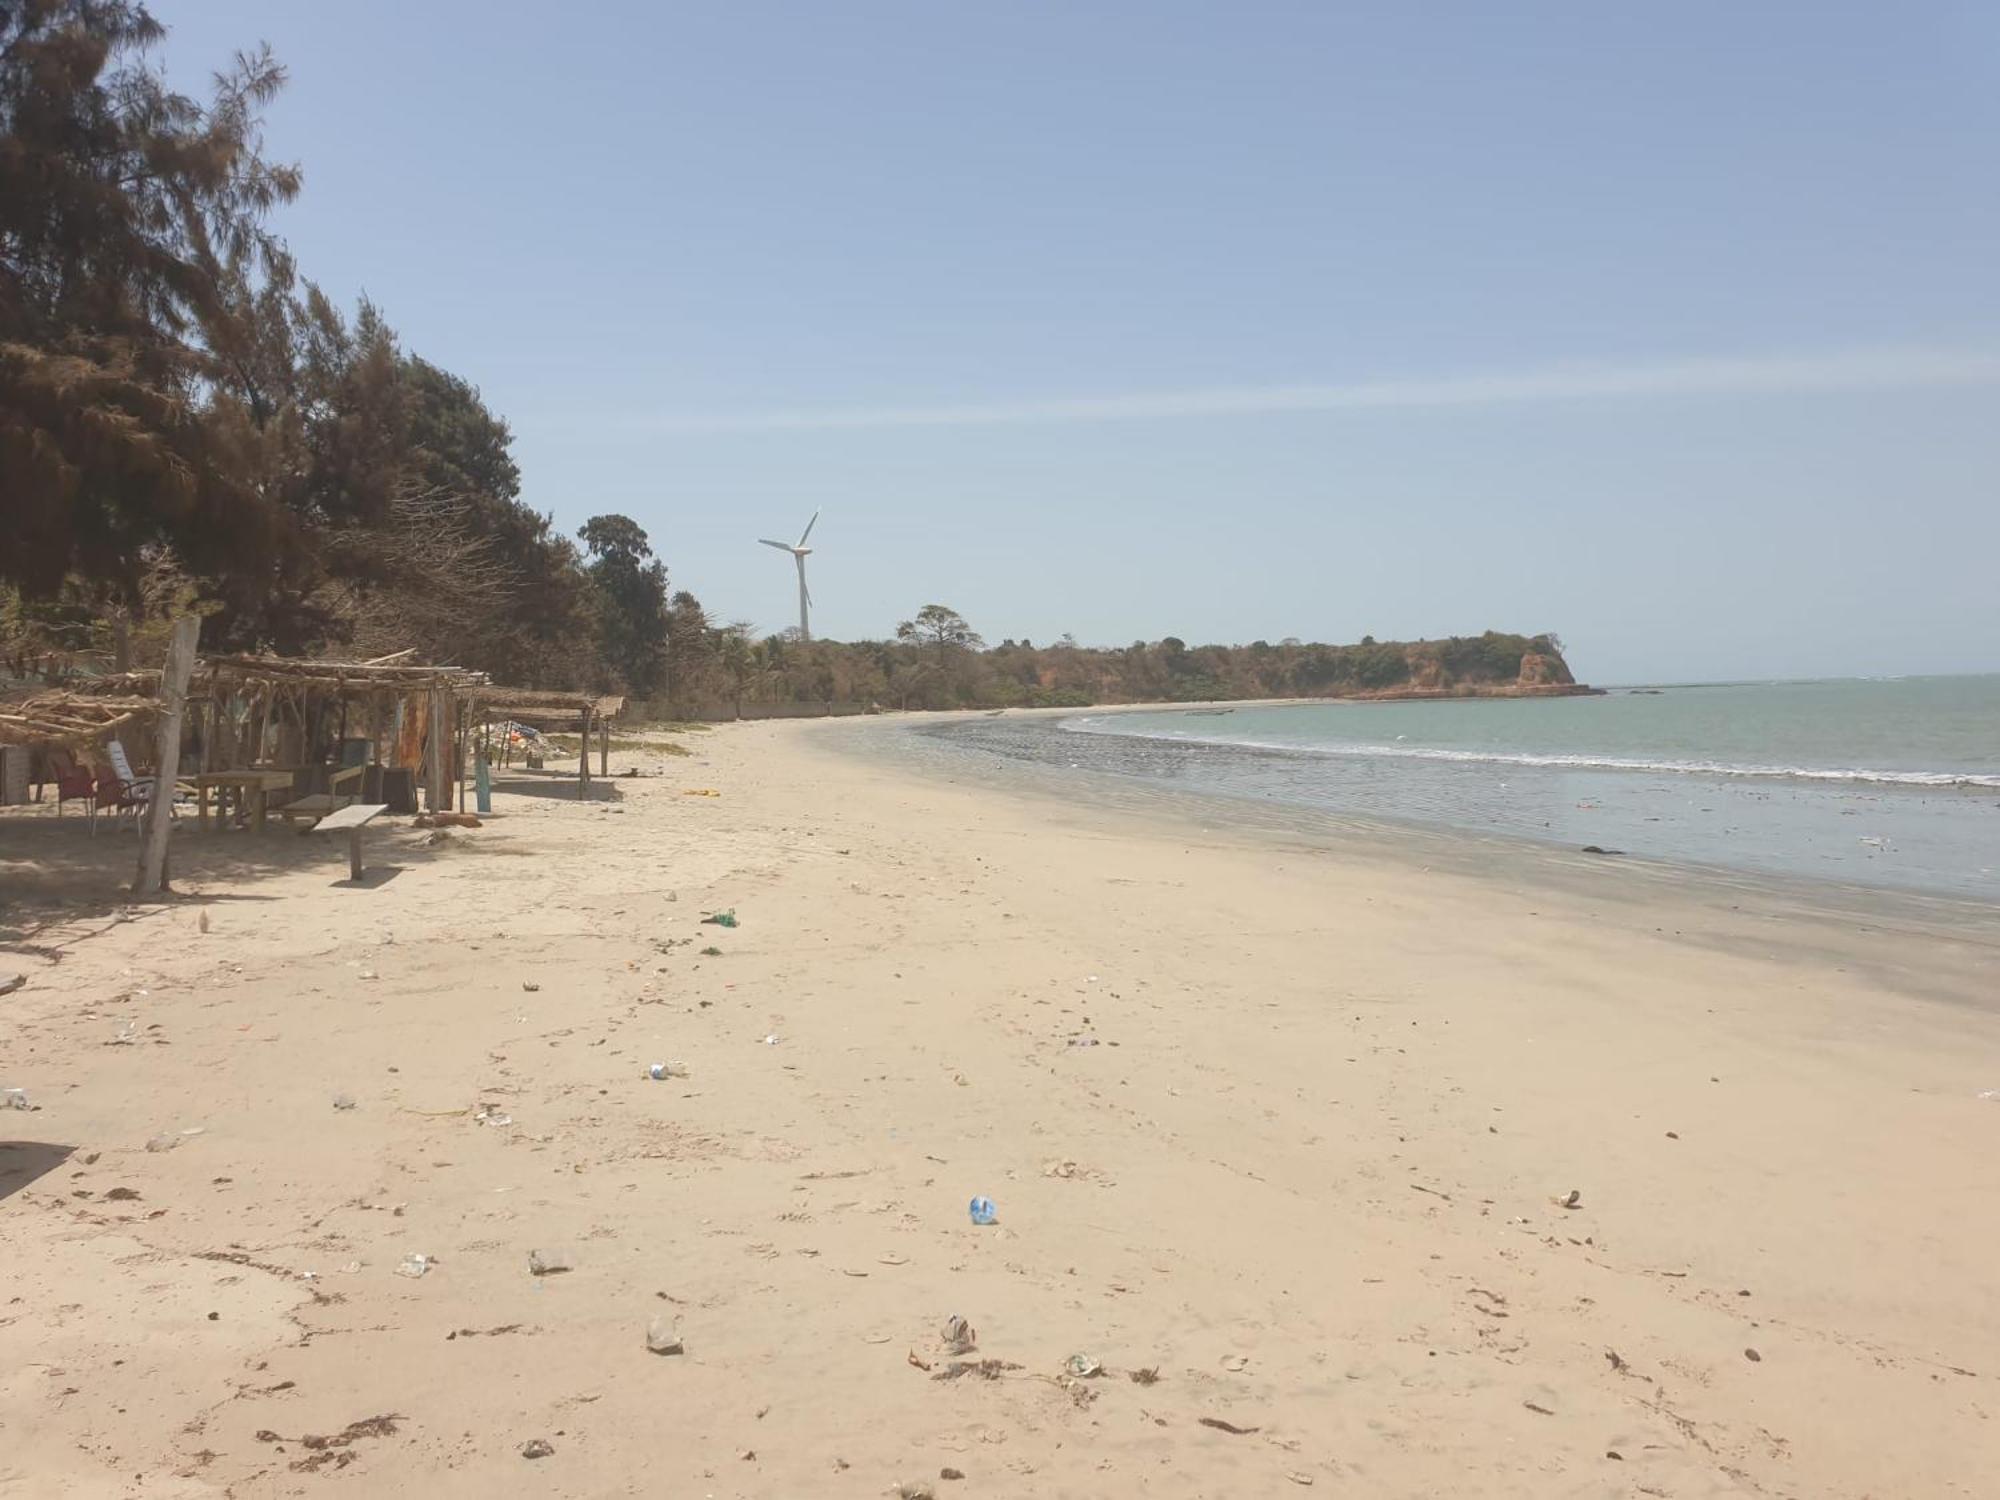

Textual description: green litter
[701,910,739,928]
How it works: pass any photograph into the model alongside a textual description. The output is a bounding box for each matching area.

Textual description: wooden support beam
[133,616,200,896]
[578,706,591,800]
[425,685,449,812]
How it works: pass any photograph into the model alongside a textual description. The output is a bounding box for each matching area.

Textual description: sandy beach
[3,714,1998,1499]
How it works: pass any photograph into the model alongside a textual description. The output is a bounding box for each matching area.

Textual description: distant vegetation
[0,7,1580,719]
[646,612,1577,716]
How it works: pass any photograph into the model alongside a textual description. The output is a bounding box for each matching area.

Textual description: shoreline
[818,712,2000,1008]
[897,693,2000,906]
[2,718,1997,1496]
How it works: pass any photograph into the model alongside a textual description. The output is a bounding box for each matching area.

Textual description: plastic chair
[96,771,148,830]
[104,739,155,800]
[52,752,99,825]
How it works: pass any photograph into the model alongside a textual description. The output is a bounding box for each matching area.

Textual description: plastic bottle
[968,1195,998,1226]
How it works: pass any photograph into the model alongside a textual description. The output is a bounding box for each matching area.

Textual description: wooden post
[134,615,200,895]
[577,706,591,800]
[425,685,448,812]
[599,716,609,779]
[254,684,272,763]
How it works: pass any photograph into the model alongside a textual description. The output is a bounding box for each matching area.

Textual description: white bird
[757,509,821,640]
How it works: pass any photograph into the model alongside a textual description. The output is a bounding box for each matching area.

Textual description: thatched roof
[53,650,486,702]
[202,652,486,693]
[476,689,624,729]
[4,652,616,745]
[0,691,159,748]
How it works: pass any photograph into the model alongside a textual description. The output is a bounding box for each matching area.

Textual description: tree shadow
[0,813,450,946]
[0,1139,75,1204]
[488,775,623,804]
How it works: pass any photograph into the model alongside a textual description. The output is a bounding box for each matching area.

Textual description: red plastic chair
[54,758,99,822]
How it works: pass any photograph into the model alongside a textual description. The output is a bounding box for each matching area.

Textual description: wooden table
[192,770,297,833]
[311,802,389,881]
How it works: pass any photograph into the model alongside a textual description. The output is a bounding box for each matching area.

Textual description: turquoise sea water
[926,678,2000,900]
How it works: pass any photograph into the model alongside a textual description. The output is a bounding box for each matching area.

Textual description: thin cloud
[651,348,2000,433]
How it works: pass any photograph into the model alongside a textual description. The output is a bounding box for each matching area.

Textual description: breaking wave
[1061,721,2000,789]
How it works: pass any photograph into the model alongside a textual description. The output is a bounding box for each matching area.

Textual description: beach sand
[2,716,1997,1497]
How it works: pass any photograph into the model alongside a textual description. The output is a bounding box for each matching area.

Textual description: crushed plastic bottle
[2,1087,29,1110]
[968,1195,998,1226]
[394,1252,433,1278]
[647,1061,689,1080]
[645,1315,684,1355]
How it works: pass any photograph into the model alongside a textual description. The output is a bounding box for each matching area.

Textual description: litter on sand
[968,1195,998,1226]
[645,1315,684,1355]
[941,1315,976,1354]
[702,910,739,928]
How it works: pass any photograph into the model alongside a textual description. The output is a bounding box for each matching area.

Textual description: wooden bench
[310,802,390,881]
[276,764,367,826]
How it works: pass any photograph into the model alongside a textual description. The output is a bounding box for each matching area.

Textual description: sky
[156,1,2000,684]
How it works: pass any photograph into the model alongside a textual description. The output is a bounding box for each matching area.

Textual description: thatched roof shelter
[473,689,624,796]
[4,648,619,808]
[476,689,625,730]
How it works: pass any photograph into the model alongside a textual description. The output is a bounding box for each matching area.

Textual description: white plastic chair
[102,738,192,824]
[104,739,155,800]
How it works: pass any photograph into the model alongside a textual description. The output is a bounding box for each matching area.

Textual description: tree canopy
[2,2,301,605]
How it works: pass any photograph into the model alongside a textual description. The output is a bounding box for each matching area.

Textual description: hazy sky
[159,2,1999,684]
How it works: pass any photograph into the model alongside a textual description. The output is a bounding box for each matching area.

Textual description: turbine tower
[758,509,820,641]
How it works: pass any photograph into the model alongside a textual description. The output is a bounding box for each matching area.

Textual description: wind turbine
[758,509,820,641]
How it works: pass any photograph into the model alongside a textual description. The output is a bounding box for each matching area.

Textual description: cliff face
[1516,650,1577,688]
[1333,634,1595,701]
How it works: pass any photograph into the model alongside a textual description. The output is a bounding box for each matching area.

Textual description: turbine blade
[796,508,820,546]
[758,538,792,550]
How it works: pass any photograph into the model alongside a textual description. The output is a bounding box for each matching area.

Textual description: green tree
[1,2,301,609]
[897,604,982,655]
[579,514,669,694]
[398,355,591,682]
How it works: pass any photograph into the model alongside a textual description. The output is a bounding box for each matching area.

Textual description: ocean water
[920,678,2000,900]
